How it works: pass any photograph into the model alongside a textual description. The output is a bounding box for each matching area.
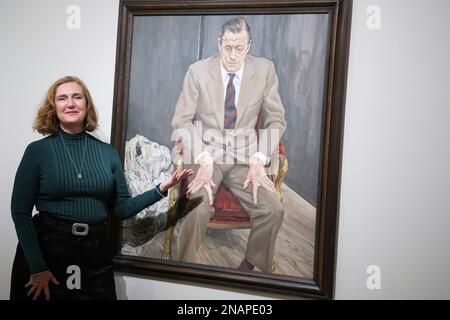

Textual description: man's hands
[243,159,276,204]
[159,169,194,193]
[25,270,59,300]
[186,153,276,206]
[187,151,215,205]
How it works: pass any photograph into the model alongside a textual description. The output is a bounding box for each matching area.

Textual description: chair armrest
[274,154,288,201]
[162,146,185,259]
[269,143,288,201]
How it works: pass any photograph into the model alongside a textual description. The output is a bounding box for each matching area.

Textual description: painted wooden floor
[142,183,316,279]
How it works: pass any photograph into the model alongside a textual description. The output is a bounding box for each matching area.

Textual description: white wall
[0,0,119,298]
[336,0,450,299]
[1,0,449,300]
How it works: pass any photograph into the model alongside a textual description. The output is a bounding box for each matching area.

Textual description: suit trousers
[176,164,284,273]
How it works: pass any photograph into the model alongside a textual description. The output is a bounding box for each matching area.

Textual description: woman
[10,76,193,300]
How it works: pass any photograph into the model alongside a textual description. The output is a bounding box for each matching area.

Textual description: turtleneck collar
[59,128,87,140]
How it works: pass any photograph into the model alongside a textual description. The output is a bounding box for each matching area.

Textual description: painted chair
[161,140,288,260]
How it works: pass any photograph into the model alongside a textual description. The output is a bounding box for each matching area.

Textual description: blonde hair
[33,76,98,135]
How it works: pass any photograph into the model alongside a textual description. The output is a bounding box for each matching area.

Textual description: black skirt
[10,213,117,300]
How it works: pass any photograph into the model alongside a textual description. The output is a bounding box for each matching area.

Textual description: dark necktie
[224,73,237,129]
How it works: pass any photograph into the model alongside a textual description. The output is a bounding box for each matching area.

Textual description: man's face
[218,30,251,73]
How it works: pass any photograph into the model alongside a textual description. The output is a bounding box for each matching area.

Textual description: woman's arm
[11,143,48,274]
[109,149,192,219]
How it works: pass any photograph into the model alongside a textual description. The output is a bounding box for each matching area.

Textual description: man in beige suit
[171,17,286,273]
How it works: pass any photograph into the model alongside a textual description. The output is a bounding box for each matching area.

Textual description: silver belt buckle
[72,223,89,236]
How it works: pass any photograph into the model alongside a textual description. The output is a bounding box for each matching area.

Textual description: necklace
[59,132,87,179]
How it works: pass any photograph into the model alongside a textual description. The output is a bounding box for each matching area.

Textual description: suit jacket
[172,54,286,164]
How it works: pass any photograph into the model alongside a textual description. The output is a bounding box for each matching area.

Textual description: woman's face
[54,82,87,132]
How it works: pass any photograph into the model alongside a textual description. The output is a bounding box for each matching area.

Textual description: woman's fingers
[44,286,51,301]
[180,169,193,180]
[26,285,35,297]
[50,275,60,285]
[185,169,194,177]
[32,287,42,300]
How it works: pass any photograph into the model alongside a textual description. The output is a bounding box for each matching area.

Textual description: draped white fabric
[121,135,173,255]
[124,134,172,218]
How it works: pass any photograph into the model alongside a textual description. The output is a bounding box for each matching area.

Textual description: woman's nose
[67,99,76,107]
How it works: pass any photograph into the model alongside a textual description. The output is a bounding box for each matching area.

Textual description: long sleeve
[11,134,171,274]
[259,61,286,158]
[109,149,167,219]
[171,65,210,163]
[11,143,48,274]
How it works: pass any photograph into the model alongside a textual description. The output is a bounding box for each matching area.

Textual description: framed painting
[111,0,352,299]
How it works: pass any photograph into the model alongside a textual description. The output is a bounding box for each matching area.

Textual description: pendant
[77,173,83,179]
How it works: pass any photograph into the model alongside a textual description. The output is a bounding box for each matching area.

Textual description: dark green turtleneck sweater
[11,130,167,274]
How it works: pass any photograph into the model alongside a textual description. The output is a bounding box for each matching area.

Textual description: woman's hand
[25,270,60,300]
[159,169,194,193]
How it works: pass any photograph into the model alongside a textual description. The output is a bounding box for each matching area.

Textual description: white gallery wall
[0,0,449,299]
[336,0,450,299]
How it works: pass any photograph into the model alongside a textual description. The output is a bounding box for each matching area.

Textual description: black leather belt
[35,213,107,237]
